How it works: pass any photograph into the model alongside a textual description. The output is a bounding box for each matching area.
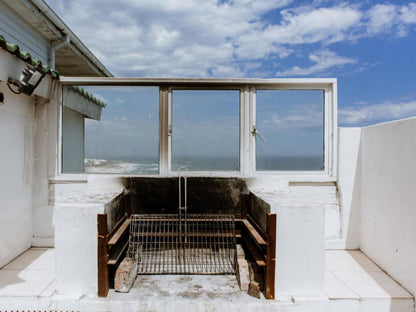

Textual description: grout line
[39,278,57,297]
[326,271,360,299]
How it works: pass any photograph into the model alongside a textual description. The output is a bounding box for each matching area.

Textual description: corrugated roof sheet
[70,85,107,108]
[0,34,59,79]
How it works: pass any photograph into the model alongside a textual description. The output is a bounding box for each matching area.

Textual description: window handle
[252,126,266,142]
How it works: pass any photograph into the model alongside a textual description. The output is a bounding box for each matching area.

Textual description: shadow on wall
[105,177,251,232]
[345,137,362,249]
[123,177,249,215]
[104,177,271,235]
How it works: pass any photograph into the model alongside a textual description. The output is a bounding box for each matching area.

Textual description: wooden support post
[265,213,276,299]
[97,213,109,297]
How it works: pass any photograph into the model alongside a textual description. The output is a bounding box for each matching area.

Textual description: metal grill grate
[128,214,236,274]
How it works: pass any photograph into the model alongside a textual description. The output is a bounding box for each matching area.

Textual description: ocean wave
[84,159,159,174]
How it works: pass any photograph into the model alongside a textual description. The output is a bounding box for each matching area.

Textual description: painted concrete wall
[32,89,60,247]
[359,117,416,297]
[0,47,56,261]
[55,202,104,296]
[327,127,361,249]
[53,176,123,296]
[62,107,84,173]
[275,204,325,298]
[0,82,35,268]
[246,178,326,299]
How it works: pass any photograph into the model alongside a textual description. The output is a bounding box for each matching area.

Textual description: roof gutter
[50,33,70,70]
[27,0,113,77]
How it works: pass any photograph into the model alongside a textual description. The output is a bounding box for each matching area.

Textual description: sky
[48,0,416,128]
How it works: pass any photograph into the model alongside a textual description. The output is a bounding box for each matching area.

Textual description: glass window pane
[172,90,239,171]
[62,86,159,174]
[256,90,324,171]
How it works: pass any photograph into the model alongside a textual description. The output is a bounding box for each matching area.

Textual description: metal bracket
[252,125,266,142]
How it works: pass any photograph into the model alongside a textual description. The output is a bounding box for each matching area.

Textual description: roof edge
[0,34,59,79]
[31,0,112,77]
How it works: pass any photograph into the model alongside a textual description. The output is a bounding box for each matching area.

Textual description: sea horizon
[84,155,324,173]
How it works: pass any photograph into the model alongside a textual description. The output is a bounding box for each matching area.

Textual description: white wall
[275,204,325,298]
[53,176,123,297]
[0,82,35,267]
[32,89,59,247]
[359,117,416,297]
[327,127,361,249]
[247,177,327,299]
[55,202,104,296]
[62,107,84,173]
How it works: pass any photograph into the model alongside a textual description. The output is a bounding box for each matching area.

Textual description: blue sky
[49,0,416,127]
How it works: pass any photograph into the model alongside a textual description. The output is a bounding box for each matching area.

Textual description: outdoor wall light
[7,64,46,95]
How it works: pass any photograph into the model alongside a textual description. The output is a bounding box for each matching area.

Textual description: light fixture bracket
[7,64,46,95]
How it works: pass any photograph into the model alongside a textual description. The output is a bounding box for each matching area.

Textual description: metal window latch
[252,126,266,142]
[168,126,172,136]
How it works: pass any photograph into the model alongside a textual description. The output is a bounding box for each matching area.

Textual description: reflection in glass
[172,90,240,171]
[62,86,159,174]
[256,90,324,171]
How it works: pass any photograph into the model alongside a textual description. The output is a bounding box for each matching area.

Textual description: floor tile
[3,248,55,271]
[40,280,56,297]
[326,250,381,273]
[345,251,383,272]
[0,269,55,296]
[325,272,359,299]
[332,270,412,299]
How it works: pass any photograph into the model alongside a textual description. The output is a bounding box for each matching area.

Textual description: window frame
[252,86,333,176]
[166,86,243,175]
[58,78,337,180]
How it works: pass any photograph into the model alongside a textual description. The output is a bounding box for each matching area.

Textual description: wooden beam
[108,240,129,266]
[242,234,266,267]
[97,213,109,297]
[242,219,267,247]
[247,214,267,241]
[265,213,276,299]
[107,218,130,246]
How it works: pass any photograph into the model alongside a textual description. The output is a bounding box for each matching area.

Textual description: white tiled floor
[0,248,413,312]
[325,250,413,300]
[0,248,55,297]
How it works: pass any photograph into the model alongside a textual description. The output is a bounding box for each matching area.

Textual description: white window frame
[252,83,336,177]
[58,77,337,180]
[166,86,243,176]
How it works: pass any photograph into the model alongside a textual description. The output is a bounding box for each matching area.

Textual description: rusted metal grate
[128,214,236,274]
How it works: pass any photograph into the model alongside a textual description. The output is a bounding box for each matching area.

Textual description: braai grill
[128,167,237,275]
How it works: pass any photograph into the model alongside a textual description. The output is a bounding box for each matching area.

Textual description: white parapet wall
[247,178,326,299]
[53,176,124,297]
[359,117,416,297]
[55,202,104,296]
[275,203,325,299]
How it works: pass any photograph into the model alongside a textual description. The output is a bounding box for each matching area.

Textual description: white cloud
[339,100,416,126]
[366,3,416,37]
[269,6,361,44]
[48,0,294,77]
[45,0,416,78]
[276,50,356,76]
[400,3,416,24]
[367,4,397,35]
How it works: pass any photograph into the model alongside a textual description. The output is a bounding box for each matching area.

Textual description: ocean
[84,156,324,174]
